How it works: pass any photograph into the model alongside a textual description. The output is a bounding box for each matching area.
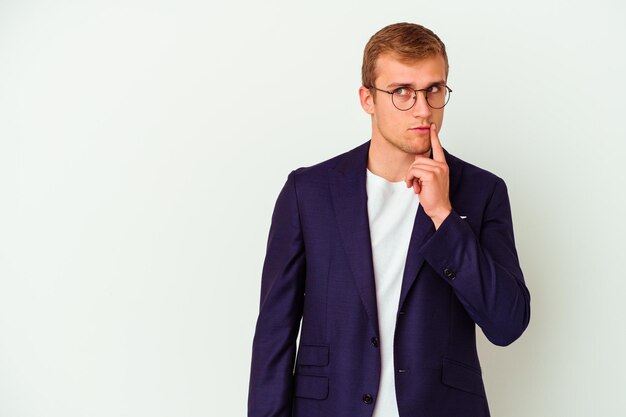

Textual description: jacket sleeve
[418,176,531,346]
[248,170,306,417]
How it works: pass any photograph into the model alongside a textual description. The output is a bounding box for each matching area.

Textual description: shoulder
[289,140,369,182]
[444,149,509,202]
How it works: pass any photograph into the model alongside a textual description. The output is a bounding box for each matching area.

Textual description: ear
[358,86,375,115]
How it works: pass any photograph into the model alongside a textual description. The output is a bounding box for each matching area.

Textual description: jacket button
[362,393,373,404]
[444,267,456,280]
[370,337,379,348]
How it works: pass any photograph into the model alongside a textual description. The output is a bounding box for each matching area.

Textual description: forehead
[374,53,447,88]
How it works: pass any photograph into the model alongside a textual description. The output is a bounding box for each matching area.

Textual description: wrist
[431,206,452,230]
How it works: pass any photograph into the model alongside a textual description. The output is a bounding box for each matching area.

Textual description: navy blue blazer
[248,139,531,417]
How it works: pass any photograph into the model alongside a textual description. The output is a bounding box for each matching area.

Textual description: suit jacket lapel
[397,204,435,310]
[329,141,379,336]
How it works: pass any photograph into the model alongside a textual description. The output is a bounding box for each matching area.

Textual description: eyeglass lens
[392,87,450,110]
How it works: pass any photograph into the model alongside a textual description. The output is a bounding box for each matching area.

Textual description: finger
[430,123,446,162]
[407,177,421,192]
[405,167,436,186]
[411,156,443,168]
[410,161,446,180]
[409,156,441,187]
[406,176,421,189]
[413,179,421,194]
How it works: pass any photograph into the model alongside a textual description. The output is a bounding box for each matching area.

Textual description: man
[248,22,530,417]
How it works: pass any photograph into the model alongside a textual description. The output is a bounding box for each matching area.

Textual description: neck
[367,136,431,183]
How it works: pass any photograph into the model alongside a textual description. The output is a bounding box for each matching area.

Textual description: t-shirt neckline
[366,168,406,187]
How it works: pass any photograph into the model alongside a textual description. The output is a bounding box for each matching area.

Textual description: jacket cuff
[418,208,474,286]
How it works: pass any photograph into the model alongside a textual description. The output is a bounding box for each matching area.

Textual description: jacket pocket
[294,374,329,400]
[297,344,329,366]
[441,358,486,398]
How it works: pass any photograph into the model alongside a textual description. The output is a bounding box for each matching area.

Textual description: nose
[411,90,432,118]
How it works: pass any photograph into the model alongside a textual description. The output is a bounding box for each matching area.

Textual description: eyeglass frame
[366,84,453,110]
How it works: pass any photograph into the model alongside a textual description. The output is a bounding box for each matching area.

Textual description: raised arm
[419,177,531,346]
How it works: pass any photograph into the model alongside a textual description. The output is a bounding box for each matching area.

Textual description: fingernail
[431,123,437,130]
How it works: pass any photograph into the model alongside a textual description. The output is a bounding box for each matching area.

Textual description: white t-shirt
[366,167,420,417]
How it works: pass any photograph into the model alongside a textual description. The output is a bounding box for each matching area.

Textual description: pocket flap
[294,374,329,400]
[297,344,329,366]
[441,358,486,398]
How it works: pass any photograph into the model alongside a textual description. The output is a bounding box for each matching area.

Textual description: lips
[409,126,431,132]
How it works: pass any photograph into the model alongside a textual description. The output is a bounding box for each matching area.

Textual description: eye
[427,85,441,94]
[393,87,413,97]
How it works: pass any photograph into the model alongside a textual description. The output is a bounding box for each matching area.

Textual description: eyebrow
[387,80,446,89]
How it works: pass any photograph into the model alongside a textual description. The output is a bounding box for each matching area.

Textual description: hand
[405,123,452,229]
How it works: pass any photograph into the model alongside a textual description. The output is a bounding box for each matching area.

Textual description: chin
[415,147,432,157]
[404,139,431,155]
[399,144,428,157]
[383,134,429,156]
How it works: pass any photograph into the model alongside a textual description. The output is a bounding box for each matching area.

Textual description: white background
[1,1,625,416]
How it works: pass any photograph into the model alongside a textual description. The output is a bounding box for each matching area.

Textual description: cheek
[380,115,402,135]
[381,110,403,129]
[374,108,391,127]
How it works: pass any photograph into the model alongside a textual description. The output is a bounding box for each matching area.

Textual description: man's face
[360,53,447,157]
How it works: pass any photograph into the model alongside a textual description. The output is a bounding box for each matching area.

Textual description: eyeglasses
[367,84,453,110]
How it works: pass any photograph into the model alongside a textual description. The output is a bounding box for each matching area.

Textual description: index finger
[430,123,446,162]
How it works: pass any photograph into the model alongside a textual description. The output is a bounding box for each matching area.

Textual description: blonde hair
[362,22,449,93]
